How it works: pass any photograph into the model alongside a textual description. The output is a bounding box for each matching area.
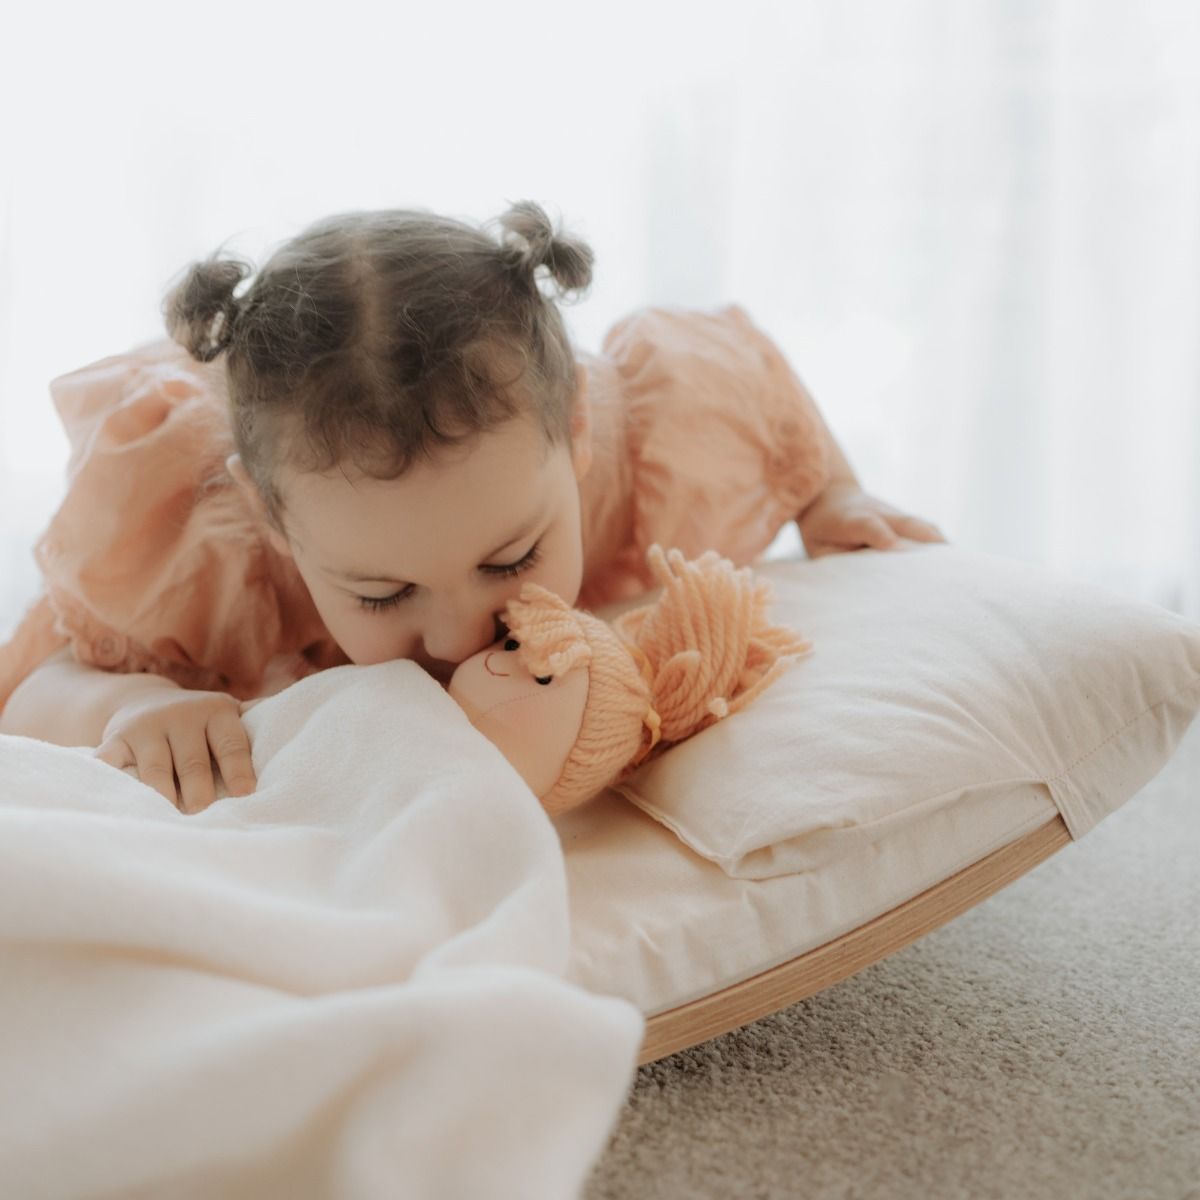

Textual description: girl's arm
[0,645,181,747]
[795,403,946,558]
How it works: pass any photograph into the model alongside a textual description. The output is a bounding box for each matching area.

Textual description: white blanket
[0,660,643,1199]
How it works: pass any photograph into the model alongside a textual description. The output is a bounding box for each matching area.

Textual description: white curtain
[3,0,1198,642]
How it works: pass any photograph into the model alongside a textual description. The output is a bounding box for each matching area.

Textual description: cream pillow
[610,543,1200,879]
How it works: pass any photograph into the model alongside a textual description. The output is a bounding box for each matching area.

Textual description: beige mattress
[561,544,1200,1035]
[562,778,1057,1018]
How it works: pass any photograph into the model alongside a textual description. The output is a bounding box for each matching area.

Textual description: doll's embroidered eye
[535,675,552,686]
[504,638,519,651]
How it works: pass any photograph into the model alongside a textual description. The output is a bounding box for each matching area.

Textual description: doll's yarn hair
[502,544,812,815]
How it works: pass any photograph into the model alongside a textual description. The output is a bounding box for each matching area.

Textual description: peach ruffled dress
[0,305,829,714]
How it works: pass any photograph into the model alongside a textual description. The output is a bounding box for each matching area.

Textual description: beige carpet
[585,720,1200,1200]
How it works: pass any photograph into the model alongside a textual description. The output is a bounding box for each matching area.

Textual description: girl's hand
[798,481,947,559]
[93,689,257,814]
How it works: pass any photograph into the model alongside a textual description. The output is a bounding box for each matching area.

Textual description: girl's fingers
[92,737,133,771]
[858,515,899,549]
[891,514,946,542]
[207,709,258,797]
[165,726,218,815]
[95,734,177,807]
[118,735,181,809]
[807,519,894,556]
[805,509,947,558]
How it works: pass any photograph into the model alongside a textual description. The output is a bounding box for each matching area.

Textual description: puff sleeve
[580,304,830,606]
[0,340,342,715]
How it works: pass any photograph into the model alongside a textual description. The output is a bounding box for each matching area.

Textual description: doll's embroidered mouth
[484,652,510,678]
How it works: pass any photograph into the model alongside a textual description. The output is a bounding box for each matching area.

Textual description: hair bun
[162,255,253,362]
[497,200,593,298]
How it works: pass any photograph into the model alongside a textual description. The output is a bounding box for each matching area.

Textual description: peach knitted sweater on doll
[0,305,830,712]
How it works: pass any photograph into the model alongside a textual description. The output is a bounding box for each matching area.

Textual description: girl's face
[233,383,592,687]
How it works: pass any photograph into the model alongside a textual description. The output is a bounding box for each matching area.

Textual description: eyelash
[356,541,544,613]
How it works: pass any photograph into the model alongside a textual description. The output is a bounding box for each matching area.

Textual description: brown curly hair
[161,200,594,532]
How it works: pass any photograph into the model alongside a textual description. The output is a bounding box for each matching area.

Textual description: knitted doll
[447,544,812,816]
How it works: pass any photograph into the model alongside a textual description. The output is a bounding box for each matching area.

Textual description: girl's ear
[225,453,293,560]
[569,363,593,483]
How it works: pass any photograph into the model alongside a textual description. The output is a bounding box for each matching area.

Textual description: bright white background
[2,0,1198,643]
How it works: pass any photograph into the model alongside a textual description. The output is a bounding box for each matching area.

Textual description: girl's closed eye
[356,540,544,613]
[483,539,543,580]
[357,591,411,613]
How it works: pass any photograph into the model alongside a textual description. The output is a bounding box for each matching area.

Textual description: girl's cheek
[320,598,417,667]
[534,522,584,606]
[478,525,572,613]
[354,622,415,666]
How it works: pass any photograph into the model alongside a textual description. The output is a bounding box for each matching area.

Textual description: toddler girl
[0,200,944,813]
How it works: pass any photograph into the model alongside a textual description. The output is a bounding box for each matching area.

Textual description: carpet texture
[585,719,1200,1200]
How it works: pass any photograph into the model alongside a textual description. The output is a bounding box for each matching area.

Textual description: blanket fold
[0,660,642,1199]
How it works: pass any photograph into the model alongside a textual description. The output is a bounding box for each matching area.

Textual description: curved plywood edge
[639,815,1072,1065]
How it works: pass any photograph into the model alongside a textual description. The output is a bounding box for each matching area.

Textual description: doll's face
[447,635,589,799]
